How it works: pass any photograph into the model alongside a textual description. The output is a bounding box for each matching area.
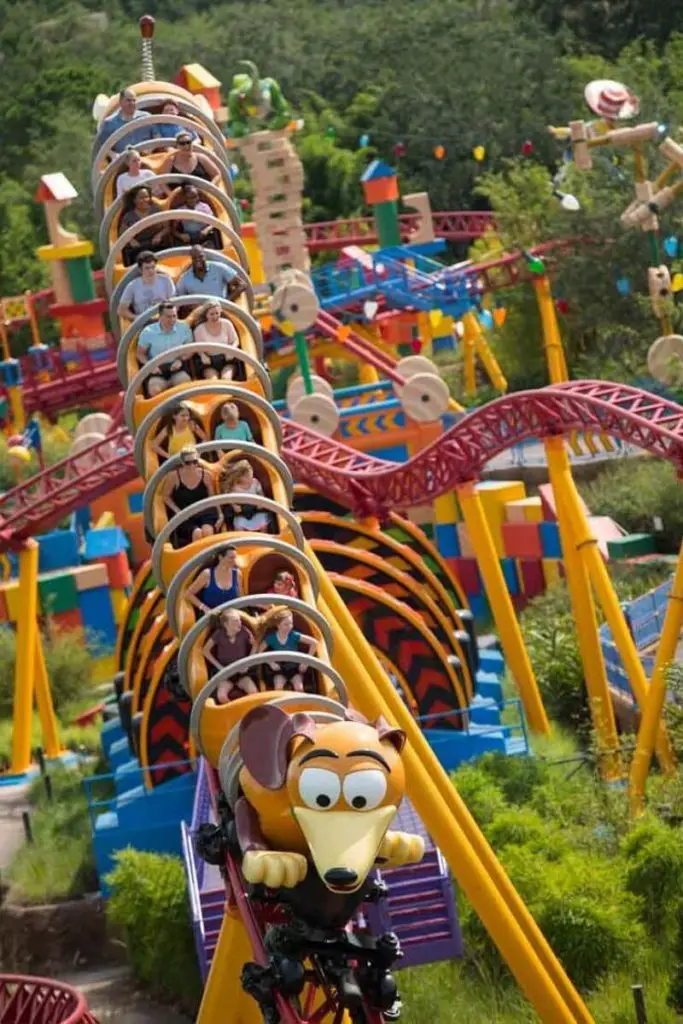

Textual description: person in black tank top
[160,446,220,547]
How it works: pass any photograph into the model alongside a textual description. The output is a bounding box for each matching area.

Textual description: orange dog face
[238,704,407,894]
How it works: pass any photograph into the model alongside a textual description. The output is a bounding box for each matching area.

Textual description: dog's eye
[298,768,341,810]
[343,770,387,811]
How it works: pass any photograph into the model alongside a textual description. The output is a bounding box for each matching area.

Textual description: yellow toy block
[433,491,459,524]
[91,653,117,685]
[505,497,543,523]
[0,581,21,622]
[36,240,94,262]
[542,559,562,588]
[111,588,129,625]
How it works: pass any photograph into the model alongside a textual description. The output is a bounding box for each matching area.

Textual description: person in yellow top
[152,402,207,459]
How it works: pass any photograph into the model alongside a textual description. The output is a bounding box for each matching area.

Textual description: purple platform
[181,760,463,980]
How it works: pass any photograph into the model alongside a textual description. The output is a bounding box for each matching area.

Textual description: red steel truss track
[0,382,680,550]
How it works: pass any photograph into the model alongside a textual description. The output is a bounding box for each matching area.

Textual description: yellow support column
[630,543,683,813]
[197,907,261,1024]
[313,561,593,1023]
[9,541,39,775]
[549,449,675,775]
[456,481,550,734]
[532,275,569,383]
[544,438,622,780]
[33,632,63,760]
[461,311,478,397]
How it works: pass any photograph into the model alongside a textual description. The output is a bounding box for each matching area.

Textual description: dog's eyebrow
[298,749,339,765]
[348,750,390,771]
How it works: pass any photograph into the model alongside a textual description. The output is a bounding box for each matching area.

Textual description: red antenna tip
[139,15,156,38]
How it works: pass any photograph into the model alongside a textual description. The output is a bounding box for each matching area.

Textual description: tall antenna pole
[139,15,156,82]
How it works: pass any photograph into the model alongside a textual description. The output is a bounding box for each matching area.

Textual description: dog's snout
[324,867,358,887]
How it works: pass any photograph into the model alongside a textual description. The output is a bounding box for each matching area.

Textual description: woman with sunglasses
[159,131,219,183]
[159,445,220,547]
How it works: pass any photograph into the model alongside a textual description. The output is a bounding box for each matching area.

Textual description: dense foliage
[106,849,203,1013]
[1,0,683,383]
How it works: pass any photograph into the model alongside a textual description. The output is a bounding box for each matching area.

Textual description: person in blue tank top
[187,546,242,616]
[255,607,318,692]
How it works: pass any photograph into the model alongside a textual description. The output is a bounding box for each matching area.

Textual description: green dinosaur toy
[227,60,291,138]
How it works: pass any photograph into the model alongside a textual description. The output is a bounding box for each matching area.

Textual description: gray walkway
[56,966,192,1023]
[0,780,30,876]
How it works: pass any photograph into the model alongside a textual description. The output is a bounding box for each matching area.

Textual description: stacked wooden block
[236,130,308,281]
[0,526,131,675]
[430,481,566,621]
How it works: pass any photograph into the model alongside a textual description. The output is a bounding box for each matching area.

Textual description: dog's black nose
[324,868,358,887]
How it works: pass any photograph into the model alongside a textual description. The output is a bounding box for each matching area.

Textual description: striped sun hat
[584,80,640,120]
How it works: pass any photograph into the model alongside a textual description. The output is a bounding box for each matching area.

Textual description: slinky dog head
[238,704,407,894]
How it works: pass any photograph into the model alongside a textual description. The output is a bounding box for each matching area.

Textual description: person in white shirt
[116,147,156,197]
[118,252,176,321]
[192,300,241,381]
[172,183,216,247]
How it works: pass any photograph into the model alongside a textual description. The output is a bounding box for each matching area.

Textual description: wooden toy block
[73,563,109,592]
[476,480,526,556]
[125,517,151,568]
[588,516,627,558]
[502,523,543,559]
[538,521,562,558]
[453,558,482,596]
[538,483,590,522]
[435,522,460,558]
[1,582,20,622]
[505,497,543,523]
[38,571,79,615]
[0,589,8,622]
[607,534,657,560]
[542,559,562,588]
[91,653,117,684]
[110,588,129,626]
[50,608,83,633]
[456,523,475,558]
[102,551,132,589]
[434,491,459,524]
[519,559,545,598]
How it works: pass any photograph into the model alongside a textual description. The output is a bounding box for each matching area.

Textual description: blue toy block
[469,594,490,623]
[500,557,519,595]
[539,521,562,558]
[435,522,460,558]
[478,649,505,677]
[127,490,144,515]
[368,443,408,463]
[83,526,128,560]
[468,695,501,726]
[100,716,124,758]
[424,729,509,771]
[78,584,117,648]
[107,735,133,770]
[37,529,79,572]
[475,669,504,702]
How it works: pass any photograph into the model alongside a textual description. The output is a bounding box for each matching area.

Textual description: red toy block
[502,522,543,558]
[512,594,528,614]
[451,558,482,596]
[50,608,83,633]
[125,517,151,568]
[0,589,8,623]
[102,551,132,588]
[519,559,545,598]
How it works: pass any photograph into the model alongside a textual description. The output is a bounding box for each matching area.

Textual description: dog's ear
[239,704,315,789]
[374,715,406,754]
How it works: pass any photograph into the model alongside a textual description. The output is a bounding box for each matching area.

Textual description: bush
[669,901,683,1012]
[484,807,567,859]
[471,751,549,805]
[0,626,92,717]
[106,850,202,1014]
[623,817,683,935]
[451,762,508,826]
[580,458,683,554]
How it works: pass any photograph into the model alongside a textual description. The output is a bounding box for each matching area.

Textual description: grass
[0,713,103,771]
[5,766,104,904]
